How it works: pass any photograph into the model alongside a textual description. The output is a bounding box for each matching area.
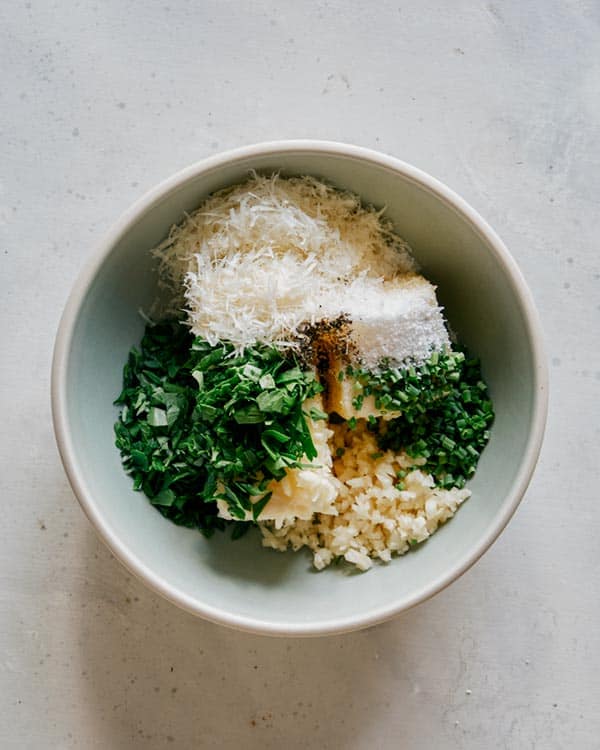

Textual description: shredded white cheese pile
[153,173,448,368]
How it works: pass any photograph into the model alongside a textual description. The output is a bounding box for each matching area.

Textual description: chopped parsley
[114,320,321,535]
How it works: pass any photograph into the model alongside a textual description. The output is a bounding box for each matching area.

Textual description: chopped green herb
[151,488,176,507]
[307,405,328,421]
[371,350,494,488]
[114,320,322,534]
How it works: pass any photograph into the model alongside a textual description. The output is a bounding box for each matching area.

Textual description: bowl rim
[51,139,548,637]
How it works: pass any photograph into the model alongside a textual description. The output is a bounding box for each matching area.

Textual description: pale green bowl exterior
[51,141,547,636]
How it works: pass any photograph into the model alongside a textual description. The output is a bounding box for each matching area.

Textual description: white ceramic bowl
[52,141,547,636]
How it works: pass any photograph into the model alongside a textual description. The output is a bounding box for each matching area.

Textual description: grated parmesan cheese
[153,173,448,368]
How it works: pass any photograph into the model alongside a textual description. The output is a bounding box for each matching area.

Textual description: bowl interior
[59,148,542,633]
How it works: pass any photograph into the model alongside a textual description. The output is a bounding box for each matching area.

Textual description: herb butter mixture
[115,174,493,571]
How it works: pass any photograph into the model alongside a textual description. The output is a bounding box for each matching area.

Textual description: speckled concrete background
[1,1,599,748]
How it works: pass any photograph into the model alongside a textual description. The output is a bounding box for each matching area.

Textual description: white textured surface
[1,1,599,748]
